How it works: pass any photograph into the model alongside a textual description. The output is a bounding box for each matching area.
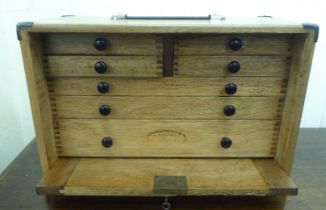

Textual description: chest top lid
[17,15,317,35]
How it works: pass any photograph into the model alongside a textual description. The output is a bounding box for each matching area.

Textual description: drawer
[175,34,293,55]
[55,119,279,157]
[174,56,290,77]
[48,77,288,97]
[42,34,161,55]
[51,96,284,120]
[44,56,161,77]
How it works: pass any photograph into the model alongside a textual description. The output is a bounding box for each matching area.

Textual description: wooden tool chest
[18,16,318,204]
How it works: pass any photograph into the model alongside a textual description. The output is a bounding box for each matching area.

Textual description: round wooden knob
[220,137,232,148]
[224,105,236,116]
[229,38,242,51]
[228,61,240,73]
[97,82,110,93]
[94,38,107,51]
[95,61,107,74]
[99,105,111,116]
[225,83,237,95]
[102,137,113,148]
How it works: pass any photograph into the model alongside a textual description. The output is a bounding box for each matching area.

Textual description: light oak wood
[252,160,297,195]
[276,33,316,173]
[47,77,288,97]
[175,35,293,55]
[18,17,316,203]
[61,158,297,196]
[52,96,284,120]
[42,34,162,55]
[30,16,306,34]
[19,32,57,173]
[174,56,290,77]
[55,119,279,157]
[44,56,162,77]
[36,158,80,195]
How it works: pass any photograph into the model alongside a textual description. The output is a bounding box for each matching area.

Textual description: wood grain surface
[44,55,162,77]
[61,158,296,196]
[36,158,80,195]
[175,35,293,55]
[51,96,284,120]
[42,33,162,55]
[54,119,279,157]
[276,33,316,173]
[47,77,288,96]
[174,56,290,77]
[0,129,325,209]
[19,32,58,173]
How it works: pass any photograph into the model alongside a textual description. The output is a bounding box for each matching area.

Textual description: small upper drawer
[42,34,161,55]
[175,34,293,55]
[174,56,290,77]
[44,56,161,77]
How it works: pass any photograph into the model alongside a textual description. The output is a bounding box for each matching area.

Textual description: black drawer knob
[224,105,236,116]
[95,61,107,74]
[220,137,232,148]
[225,83,237,95]
[99,105,111,116]
[102,137,113,148]
[228,61,240,73]
[94,38,107,51]
[97,82,110,93]
[229,38,242,51]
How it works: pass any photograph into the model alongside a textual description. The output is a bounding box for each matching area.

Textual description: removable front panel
[37,158,297,196]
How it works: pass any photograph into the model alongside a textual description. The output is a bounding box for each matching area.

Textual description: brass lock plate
[153,176,188,195]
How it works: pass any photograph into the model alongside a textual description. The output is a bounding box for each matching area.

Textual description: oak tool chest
[18,15,318,208]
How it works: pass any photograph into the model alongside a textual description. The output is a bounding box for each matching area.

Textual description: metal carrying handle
[124,15,211,20]
[111,14,225,21]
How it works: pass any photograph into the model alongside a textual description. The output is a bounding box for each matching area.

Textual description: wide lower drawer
[175,34,293,55]
[54,119,279,157]
[174,56,290,77]
[42,34,161,55]
[48,77,288,97]
[44,56,161,77]
[51,96,284,119]
[37,158,297,196]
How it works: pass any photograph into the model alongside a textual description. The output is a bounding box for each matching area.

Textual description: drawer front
[44,56,161,77]
[175,35,293,55]
[55,119,279,157]
[48,77,287,97]
[51,96,284,120]
[174,56,290,77]
[42,34,161,55]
